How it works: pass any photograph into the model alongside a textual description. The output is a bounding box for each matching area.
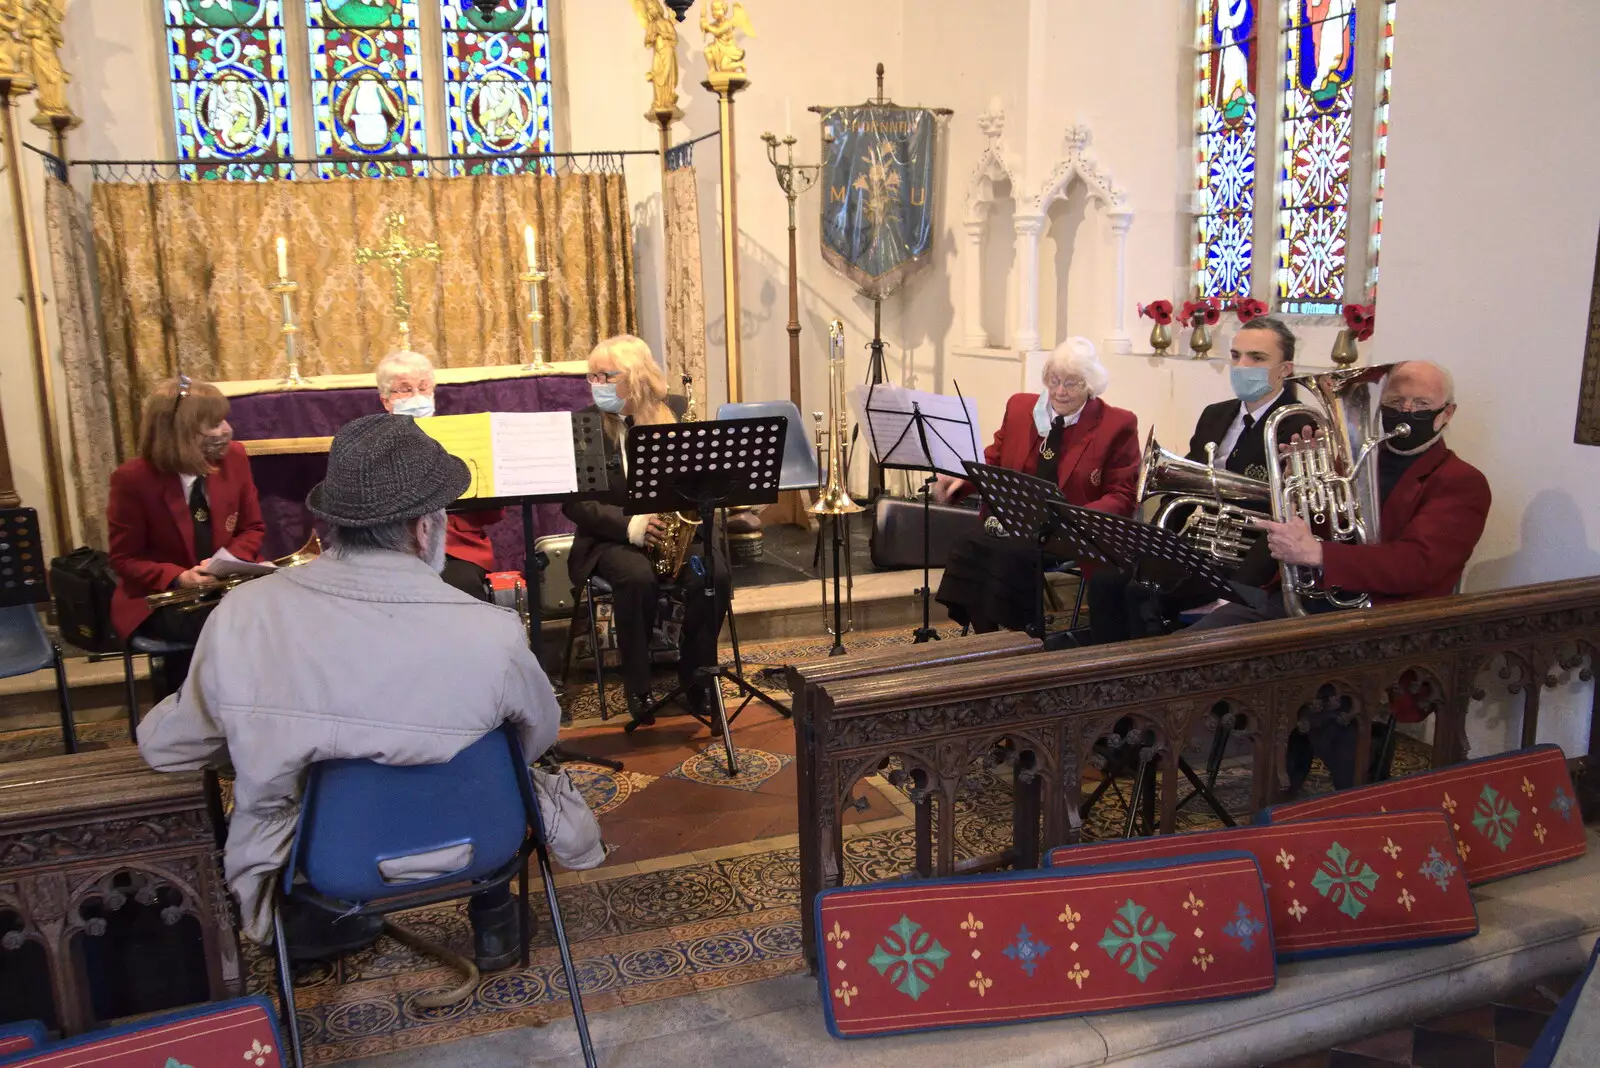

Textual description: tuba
[1263,364,1407,615]
[1136,428,1270,566]
[810,320,863,641]
[646,373,704,579]
[145,533,322,613]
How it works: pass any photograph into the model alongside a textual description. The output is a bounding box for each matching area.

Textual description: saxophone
[647,373,703,578]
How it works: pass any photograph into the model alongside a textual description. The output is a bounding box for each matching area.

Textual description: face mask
[199,432,232,463]
[1381,406,1445,452]
[1229,365,1274,404]
[591,382,626,414]
[391,395,435,419]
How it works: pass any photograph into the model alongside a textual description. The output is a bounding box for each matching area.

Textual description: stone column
[1013,213,1045,353]
[1106,209,1134,354]
[962,218,988,347]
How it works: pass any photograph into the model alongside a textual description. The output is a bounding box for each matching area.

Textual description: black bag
[50,547,122,653]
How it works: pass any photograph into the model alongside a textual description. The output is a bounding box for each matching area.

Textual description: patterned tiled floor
[1264,972,1581,1068]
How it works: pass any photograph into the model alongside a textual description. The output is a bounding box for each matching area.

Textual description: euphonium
[1263,364,1406,616]
[145,532,322,613]
[810,320,864,639]
[1136,428,1270,566]
[647,373,704,579]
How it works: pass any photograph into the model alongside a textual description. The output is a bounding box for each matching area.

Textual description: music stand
[857,383,982,643]
[1038,499,1262,832]
[450,411,622,772]
[624,416,788,777]
[961,462,1075,647]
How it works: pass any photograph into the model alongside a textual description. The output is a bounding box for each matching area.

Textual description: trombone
[811,320,863,655]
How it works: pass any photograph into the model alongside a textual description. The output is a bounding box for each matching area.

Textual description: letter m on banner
[819,106,939,300]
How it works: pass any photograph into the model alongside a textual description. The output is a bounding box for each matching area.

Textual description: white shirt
[1214,389,1283,466]
[179,472,202,503]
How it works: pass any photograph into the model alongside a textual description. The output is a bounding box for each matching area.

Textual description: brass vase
[1189,322,1213,360]
[1330,328,1360,367]
[1149,322,1172,356]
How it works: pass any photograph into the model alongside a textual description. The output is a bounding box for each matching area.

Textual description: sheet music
[850,384,981,477]
[490,412,578,496]
[202,546,276,578]
[417,413,492,498]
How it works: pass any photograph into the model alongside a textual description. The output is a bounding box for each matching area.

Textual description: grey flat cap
[308,412,472,528]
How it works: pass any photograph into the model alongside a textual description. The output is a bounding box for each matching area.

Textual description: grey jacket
[137,550,562,942]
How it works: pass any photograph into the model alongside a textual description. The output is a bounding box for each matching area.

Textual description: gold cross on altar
[355,212,441,340]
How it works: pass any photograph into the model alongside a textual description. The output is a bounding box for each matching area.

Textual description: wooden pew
[0,747,240,1034]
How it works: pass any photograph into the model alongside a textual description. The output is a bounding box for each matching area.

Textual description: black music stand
[859,383,981,643]
[1037,499,1263,834]
[962,462,1077,649]
[451,411,623,772]
[624,416,788,777]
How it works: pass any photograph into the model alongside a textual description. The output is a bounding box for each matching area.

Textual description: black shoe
[469,894,522,972]
[282,900,385,963]
[682,681,717,722]
[623,690,656,734]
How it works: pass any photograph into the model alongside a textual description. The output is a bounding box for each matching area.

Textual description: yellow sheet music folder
[416,412,578,500]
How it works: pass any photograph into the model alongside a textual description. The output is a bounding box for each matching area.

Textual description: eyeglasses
[387,382,433,399]
[1044,376,1087,392]
[586,370,623,385]
[1382,397,1445,413]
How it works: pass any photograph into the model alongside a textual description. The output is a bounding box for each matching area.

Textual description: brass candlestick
[268,279,305,386]
[761,131,825,409]
[521,264,549,373]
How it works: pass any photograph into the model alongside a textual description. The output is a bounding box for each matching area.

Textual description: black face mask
[1380,406,1444,450]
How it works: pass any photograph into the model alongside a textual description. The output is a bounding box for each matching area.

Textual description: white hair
[1041,336,1110,397]
[375,350,435,398]
[1391,360,1456,405]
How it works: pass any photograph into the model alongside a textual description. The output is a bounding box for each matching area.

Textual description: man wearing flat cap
[138,414,565,969]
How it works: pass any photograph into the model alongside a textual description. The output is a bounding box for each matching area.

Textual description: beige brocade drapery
[43,177,121,548]
[92,171,637,460]
[662,165,707,394]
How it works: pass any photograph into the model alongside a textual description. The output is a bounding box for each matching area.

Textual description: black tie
[1241,413,1256,433]
[189,476,213,562]
[1227,414,1256,471]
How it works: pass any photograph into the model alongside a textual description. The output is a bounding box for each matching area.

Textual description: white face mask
[391,395,435,419]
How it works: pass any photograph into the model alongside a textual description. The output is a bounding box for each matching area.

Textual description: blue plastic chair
[271,724,594,1068]
[0,508,76,754]
[715,400,821,492]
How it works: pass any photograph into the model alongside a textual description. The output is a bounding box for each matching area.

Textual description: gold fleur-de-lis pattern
[1521,777,1537,797]
[834,981,859,1007]
[1397,888,1416,912]
[1182,891,1205,916]
[1382,838,1401,859]
[1276,848,1295,869]
[968,970,993,996]
[1057,903,1080,929]
[1287,899,1308,921]
[826,922,850,949]
[960,913,984,938]
[1068,962,1091,988]
[1535,823,1548,844]
[243,1039,275,1068]
[1191,947,1215,971]
[1442,792,1458,815]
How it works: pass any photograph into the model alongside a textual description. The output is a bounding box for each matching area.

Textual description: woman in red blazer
[934,337,1140,632]
[108,376,265,698]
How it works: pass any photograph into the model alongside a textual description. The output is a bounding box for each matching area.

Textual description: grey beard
[422,513,448,573]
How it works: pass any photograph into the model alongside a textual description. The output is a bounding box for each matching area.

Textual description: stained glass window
[1194,0,1258,302]
[165,0,293,180]
[441,1,553,175]
[307,0,428,176]
[1365,2,1396,300]
[1277,0,1358,313]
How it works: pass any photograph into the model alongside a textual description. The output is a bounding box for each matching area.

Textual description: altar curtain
[663,165,708,396]
[43,176,121,547]
[91,171,637,460]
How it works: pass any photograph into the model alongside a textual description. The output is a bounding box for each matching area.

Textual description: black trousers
[1086,567,1220,644]
[591,543,731,696]
[136,602,216,702]
[441,556,490,601]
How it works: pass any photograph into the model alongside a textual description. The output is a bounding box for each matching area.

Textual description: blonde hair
[589,335,674,426]
[139,376,230,476]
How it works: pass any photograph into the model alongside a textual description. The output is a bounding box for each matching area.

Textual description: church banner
[819,106,939,300]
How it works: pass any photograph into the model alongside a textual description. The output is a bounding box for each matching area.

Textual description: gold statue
[0,0,32,89]
[631,0,680,116]
[700,0,755,78]
[25,0,74,126]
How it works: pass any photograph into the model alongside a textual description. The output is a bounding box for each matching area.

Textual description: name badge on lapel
[225,512,239,534]
[1090,468,1102,487]
[1245,463,1268,482]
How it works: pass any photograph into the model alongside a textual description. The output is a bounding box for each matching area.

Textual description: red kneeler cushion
[3,998,281,1067]
[1266,744,1586,885]
[816,854,1275,1038]
[0,1021,44,1057]
[1047,810,1477,960]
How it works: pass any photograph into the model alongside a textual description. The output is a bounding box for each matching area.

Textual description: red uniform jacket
[107,441,266,639]
[1320,442,1491,605]
[961,394,1141,515]
[446,510,506,572]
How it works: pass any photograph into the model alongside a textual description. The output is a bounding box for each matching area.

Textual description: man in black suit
[1086,316,1309,642]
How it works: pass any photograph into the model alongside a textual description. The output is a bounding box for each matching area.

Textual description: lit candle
[275,236,288,281]
[523,224,538,272]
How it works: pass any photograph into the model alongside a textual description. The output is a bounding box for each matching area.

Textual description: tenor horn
[145,532,322,613]
[1136,428,1270,566]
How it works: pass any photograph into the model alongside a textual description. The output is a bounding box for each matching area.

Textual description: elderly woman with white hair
[933,336,1141,633]
[375,350,506,599]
